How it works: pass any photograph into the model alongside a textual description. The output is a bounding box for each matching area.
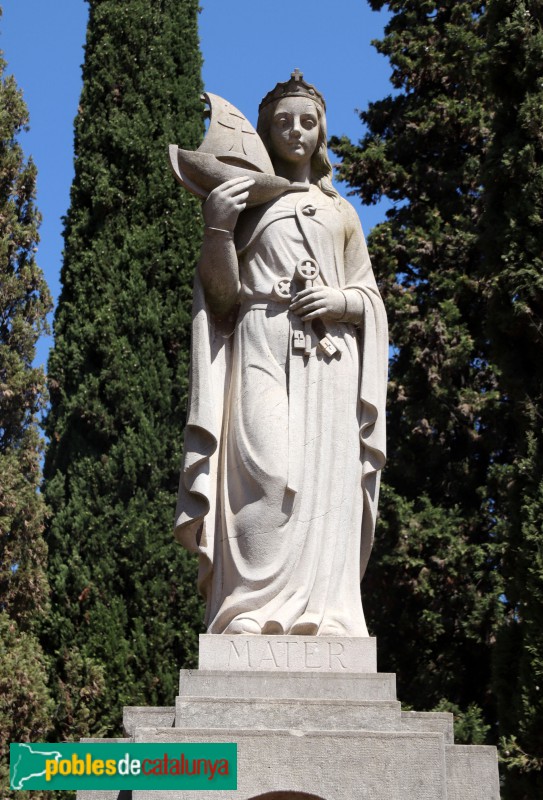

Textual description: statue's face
[269,97,320,166]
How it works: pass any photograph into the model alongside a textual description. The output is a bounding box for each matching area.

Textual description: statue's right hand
[203,176,255,232]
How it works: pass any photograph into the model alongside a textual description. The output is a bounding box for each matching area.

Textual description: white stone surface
[198,634,377,672]
[179,668,397,701]
[133,727,447,800]
[446,744,501,800]
[123,707,175,737]
[175,696,400,731]
[401,710,455,744]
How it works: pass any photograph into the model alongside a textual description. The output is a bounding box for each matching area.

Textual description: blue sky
[1,0,392,367]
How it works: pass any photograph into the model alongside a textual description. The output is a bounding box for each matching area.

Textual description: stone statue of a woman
[173,72,388,637]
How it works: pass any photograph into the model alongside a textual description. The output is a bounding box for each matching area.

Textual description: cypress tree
[331,0,504,735]
[44,0,204,738]
[0,27,53,796]
[481,1,543,795]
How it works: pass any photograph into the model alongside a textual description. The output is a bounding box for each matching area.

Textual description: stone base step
[446,745,501,800]
[76,727,498,800]
[401,710,454,744]
[179,668,396,701]
[123,707,175,738]
[123,702,454,742]
[132,726,449,800]
[175,696,401,731]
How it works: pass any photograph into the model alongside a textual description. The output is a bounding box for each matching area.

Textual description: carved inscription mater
[197,635,378,673]
[228,639,348,671]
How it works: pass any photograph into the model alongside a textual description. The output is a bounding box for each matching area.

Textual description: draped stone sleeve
[295,195,388,578]
[343,201,388,577]
[173,271,233,601]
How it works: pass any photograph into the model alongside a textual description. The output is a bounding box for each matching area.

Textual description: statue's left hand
[290,286,346,321]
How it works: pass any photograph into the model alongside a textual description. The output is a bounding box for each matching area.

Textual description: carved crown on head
[259,69,326,113]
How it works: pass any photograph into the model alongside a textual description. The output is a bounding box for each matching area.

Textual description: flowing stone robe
[175,186,388,635]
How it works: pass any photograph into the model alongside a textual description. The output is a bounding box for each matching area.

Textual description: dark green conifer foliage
[331,0,503,730]
[44,0,204,738]
[481,1,543,795]
[0,25,53,796]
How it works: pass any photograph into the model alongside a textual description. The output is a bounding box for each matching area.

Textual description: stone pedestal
[198,634,377,672]
[79,635,500,800]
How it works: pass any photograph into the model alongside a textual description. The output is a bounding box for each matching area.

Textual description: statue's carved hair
[256,99,340,203]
